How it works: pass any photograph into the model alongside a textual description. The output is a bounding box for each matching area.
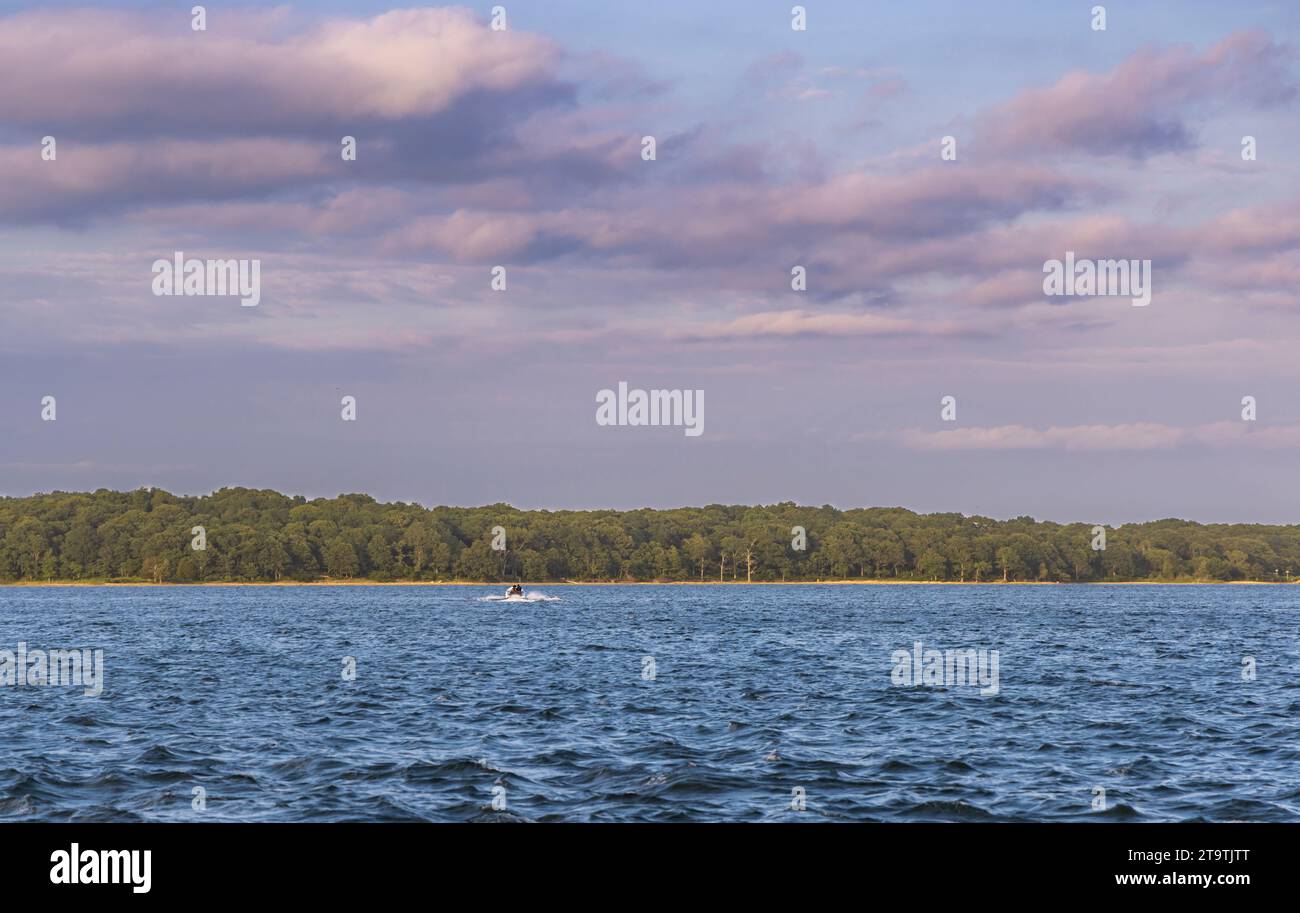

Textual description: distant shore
[1,579,1294,587]
[6,490,1295,588]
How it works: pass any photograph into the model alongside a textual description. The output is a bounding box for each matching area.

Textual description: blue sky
[1,2,1298,522]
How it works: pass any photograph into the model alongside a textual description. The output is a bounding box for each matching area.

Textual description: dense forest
[0,488,1297,583]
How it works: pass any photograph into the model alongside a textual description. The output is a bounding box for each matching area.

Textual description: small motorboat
[478,586,557,604]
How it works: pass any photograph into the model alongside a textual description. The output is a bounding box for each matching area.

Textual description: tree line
[0,487,1296,583]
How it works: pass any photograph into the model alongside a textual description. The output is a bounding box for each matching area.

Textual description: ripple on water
[1,584,1295,821]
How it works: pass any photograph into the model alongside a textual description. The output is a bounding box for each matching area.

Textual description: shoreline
[1,579,1294,588]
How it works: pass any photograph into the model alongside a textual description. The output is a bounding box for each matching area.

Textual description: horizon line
[2,485,1295,529]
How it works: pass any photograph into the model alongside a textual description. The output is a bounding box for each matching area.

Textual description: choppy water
[1,584,1297,822]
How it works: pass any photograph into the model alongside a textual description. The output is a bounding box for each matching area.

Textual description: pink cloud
[0,7,562,128]
[0,139,334,220]
[974,31,1295,158]
[668,310,974,341]
[874,421,1300,452]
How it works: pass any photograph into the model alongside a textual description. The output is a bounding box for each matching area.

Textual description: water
[1,584,1297,822]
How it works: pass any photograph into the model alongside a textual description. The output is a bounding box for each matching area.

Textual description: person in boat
[507,584,524,597]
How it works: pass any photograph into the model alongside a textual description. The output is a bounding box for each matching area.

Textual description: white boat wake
[478,591,560,603]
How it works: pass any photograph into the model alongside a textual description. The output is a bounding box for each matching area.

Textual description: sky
[1,1,1299,523]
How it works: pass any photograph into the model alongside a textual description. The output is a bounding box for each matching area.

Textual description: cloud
[0,139,335,222]
[0,7,1295,362]
[974,31,1296,158]
[870,422,1300,452]
[669,309,974,341]
[0,7,631,223]
[0,7,564,134]
[356,160,1094,271]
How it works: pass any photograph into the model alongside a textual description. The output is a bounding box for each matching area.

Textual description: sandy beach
[2,579,1293,587]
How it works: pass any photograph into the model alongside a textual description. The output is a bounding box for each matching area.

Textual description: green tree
[683,533,711,581]
[324,539,360,578]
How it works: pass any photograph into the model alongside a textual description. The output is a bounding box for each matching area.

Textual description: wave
[478,590,561,602]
